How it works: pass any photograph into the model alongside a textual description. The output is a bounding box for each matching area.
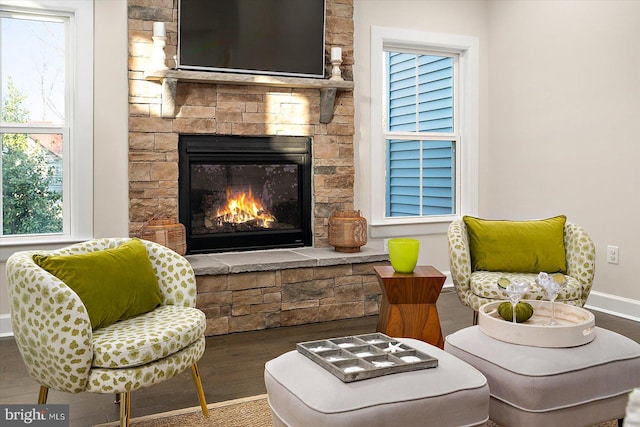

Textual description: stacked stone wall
[127,0,355,248]
[197,262,385,336]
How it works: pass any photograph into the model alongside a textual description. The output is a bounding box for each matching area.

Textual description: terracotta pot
[139,217,187,255]
[328,210,368,253]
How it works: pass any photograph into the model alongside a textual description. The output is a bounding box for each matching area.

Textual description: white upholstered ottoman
[445,326,640,427]
[264,338,489,426]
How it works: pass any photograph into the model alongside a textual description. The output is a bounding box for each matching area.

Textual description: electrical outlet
[607,245,619,264]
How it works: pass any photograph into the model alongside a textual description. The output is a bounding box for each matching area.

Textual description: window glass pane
[388,53,418,132]
[2,132,63,235]
[386,139,420,217]
[1,14,66,125]
[417,56,453,132]
[386,139,455,217]
[422,140,454,215]
[387,52,453,133]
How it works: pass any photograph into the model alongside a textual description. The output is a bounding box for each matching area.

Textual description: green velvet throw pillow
[463,215,567,274]
[33,239,162,329]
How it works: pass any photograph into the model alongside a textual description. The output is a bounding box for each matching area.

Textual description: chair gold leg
[191,364,209,417]
[119,392,130,427]
[37,386,49,404]
[472,310,479,325]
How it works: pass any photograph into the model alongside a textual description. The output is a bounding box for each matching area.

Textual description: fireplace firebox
[179,135,312,253]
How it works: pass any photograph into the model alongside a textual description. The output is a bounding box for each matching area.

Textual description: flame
[215,187,276,227]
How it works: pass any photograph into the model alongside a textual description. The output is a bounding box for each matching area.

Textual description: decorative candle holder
[152,22,168,70]
[330,58,344,81]
[330,47,343,81]
[152,36,169,70]
[328,210,367,253]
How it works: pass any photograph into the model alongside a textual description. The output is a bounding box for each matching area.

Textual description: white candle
[153,22,166,38]
[331,47,342,62]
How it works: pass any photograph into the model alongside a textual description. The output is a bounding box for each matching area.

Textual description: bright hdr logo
[0,405,68,426]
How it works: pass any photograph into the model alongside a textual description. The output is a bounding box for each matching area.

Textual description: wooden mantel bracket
[161,77,177,118]
[319,88,337,124]
[144,69,354,123]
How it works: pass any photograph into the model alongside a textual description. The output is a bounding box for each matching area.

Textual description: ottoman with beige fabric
[264,338,489,426]
[445,326,640,427]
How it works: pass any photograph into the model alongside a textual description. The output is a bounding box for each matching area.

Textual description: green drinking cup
[388,238,420,273]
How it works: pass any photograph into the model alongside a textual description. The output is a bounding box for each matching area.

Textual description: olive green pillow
[33,238,162,329]
[463,215,567,274]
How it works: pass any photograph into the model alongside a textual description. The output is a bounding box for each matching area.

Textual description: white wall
[353,0,490,274]
[355,0,640,319]
[93,0,129,239]
[486,0,640,313]
[0,0,129,333]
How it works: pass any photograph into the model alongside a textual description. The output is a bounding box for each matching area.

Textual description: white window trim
[0,0,93,257]
[369,26,478,238]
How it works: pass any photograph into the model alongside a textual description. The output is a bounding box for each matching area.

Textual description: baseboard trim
[0,314,13,338]
[586,290,640,322]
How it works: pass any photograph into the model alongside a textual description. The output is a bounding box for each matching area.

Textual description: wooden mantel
[144,69,354,123]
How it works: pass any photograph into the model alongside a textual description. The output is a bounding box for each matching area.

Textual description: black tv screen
[178,0,326,78]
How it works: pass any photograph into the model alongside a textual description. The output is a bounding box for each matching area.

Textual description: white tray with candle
[478,300,596,348]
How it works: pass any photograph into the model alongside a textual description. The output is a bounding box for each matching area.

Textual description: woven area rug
[93,394,272,427]
[94,394,619,427]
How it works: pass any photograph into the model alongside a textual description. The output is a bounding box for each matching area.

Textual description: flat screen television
[178,0,326,78]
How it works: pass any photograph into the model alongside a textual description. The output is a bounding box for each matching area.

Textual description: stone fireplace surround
[127,0,388,335]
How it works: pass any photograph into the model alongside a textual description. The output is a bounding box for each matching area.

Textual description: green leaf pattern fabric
[447,220,595,312]
[6,238,205,394]
[92,305,205,369]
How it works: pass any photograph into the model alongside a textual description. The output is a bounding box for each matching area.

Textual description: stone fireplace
[127,0,387,336]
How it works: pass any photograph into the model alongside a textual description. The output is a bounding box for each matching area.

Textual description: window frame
[0,0,93,251]
[369,26,478,237]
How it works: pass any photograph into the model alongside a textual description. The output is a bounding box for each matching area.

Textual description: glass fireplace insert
[179,135,312,253]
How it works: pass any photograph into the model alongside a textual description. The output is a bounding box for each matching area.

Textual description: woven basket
[328,210,368,253]
[139,217,187,255]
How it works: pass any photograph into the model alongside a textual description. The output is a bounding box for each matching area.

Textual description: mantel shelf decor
[144,69,354,123]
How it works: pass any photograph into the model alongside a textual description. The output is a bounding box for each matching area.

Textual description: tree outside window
[1,11,66,236]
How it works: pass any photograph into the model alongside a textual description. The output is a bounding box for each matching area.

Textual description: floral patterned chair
[6,238,209,427]
[447,218,596,324]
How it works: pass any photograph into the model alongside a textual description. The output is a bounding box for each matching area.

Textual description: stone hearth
[189,248,388,336]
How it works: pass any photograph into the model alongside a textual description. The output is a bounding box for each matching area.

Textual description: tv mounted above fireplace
[178,0,326,78]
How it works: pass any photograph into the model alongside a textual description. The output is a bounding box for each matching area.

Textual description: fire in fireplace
[207,186,277,231]
[179,135,312,253]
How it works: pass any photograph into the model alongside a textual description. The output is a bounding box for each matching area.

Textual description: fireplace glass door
[179,135,312,253]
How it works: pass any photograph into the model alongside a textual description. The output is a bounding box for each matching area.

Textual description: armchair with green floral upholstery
[447,215,596,324]
[6,238,209,427]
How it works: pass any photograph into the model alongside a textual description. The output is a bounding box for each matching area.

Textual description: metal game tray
[296,333,438,382]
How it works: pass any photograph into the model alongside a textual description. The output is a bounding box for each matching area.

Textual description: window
[0,1,93,246]
[370,27,478,234]
[386,52,456,217]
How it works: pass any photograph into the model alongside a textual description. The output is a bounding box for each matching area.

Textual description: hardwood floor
[1,290,638,426]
